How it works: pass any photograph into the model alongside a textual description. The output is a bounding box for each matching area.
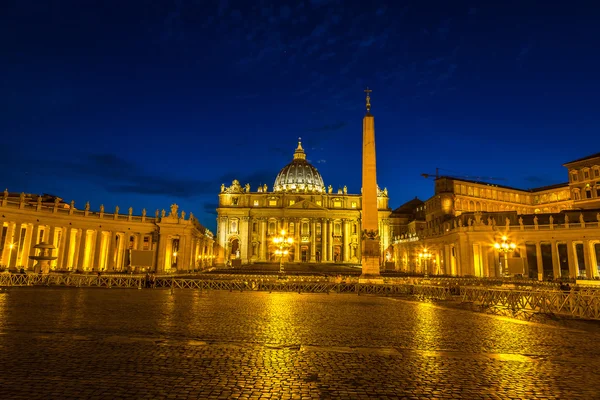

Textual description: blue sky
[2,0,600,232]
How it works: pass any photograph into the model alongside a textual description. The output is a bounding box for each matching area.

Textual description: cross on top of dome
[293,137,306,160]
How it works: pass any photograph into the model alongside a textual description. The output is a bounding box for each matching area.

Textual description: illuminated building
[0,191,214,272]
[391,153,600,280]
[216,139,392,266]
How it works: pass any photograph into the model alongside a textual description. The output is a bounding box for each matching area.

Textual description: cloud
[309,122,347,132]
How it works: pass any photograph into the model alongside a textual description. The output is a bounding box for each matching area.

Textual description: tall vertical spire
[360,87,381,280]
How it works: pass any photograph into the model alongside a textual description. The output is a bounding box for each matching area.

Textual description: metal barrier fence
[3,273,599,320]
[460,286,600,320]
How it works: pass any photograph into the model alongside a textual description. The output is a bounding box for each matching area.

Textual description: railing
[4,273,599,320]
[460,286,600,320]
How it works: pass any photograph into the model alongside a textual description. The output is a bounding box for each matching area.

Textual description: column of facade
[481,243,490,277]
[584,240,596,279]
[218,216,228,264]
[238,217,248,264]
[550,240,560,278]
[342,219,349,262]
[92,230,103,271]
[1,222,15,266]
[27,224,43,269]
[156,233,168,273]
[310,219,316,262]
[59,227,72,270]
[329,220,334,263]
[74,229,87,271]
[321,219,328,262]
[8,224,23,269]
[259,219,266,261]
[48,226,58,268]
[294,218,301,262]
[106,232,116,271]
[535,242,544,281]
[565,240,577,278]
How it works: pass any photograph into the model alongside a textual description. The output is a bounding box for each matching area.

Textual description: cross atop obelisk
[360,88,382,281]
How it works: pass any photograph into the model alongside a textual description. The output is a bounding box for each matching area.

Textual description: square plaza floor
[1,288,599,399]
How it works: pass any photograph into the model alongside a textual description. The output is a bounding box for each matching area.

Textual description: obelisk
[360,88,382,281]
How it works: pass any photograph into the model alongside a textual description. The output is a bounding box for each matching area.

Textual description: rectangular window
[333,201,342,207]
[351,202,357,208]
[595,169,600,178]
[143,236,150,250]
[289,200,295,206]
[571,173,578,182]
[253,200,259,206]
[269,200,277,206]
[584,170,590,179]
[316,200,322,206]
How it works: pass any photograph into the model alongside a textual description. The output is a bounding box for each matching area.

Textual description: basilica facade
[215,140,392,266]
[390,152,600,280]
[0,191,215,273]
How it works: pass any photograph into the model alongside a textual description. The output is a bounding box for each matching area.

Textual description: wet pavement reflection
[0,288,599,399]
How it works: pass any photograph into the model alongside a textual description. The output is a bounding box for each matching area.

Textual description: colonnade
[218,216,364,265]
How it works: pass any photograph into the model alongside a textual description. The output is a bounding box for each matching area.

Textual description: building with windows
[391,153,600,280]
[0,191,215,273]
[215,140,392,266]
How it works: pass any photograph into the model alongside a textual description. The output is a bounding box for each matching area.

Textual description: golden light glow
[9,243,14,250]
[173,251,177,257]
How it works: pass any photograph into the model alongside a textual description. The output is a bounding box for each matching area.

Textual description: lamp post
[418,248,432,279]
[273,229,294,274]
[494,235,516,277]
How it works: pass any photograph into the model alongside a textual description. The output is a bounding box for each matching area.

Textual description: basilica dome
[273,139,325,193]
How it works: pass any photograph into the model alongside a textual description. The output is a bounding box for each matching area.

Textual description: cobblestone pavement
[1,288,600,399]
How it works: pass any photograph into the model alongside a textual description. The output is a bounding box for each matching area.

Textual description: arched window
[586,187,592,199]
[596,185,600,197]
[302,222,309,235]
[268,222,276,235]
[334,223,341,235]
[289,223,295,234]
[469,201,474,211]
[573,189,581,200]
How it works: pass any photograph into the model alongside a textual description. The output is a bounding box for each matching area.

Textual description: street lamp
[418,248,432,278]
[273,229,294,274]
[494,235,516,277]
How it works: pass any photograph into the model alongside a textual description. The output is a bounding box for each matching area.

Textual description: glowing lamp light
[9,243,14,250]
[172,251,177,257]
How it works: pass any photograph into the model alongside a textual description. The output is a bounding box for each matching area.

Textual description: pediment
[286,199,326,210]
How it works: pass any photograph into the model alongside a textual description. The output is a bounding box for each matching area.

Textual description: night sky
[2,1,600,232]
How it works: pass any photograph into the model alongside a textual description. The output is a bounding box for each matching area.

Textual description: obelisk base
[360,239,383,284]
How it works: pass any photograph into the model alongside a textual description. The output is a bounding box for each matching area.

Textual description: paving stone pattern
[1,288,599,399]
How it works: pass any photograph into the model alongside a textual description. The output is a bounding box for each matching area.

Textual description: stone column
[565,240,577,278]
[217,216,228,265]
[259,219,267,261]
[584,240,595,279]
[1,222,15,265]
[310,219,316,262]
[8,224,23,269]
[294,219,301,262]
[59,227,72,270]
[240,217,249,264]
[76,229,88,271]
[156,233,167,273]
[321,219,328,262]
[106,232,115,271]
[550,240,561,279]
[481,243,490,277]
[329,219,334,263]
[92,230,103,271]
[535,242,544,281]
[342,219,349,262]
[27,224,42,269]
